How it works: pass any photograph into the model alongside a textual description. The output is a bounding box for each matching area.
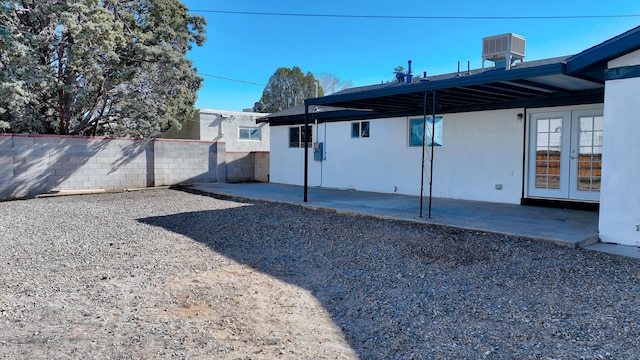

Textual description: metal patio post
[428,90,436,219]
[420,90,427,218]
[304,104,309,202]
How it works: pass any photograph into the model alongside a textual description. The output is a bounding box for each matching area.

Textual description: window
[289,125,312,148]
[351,121,370,138]
[409,117,443,147]
[239,127,261,140]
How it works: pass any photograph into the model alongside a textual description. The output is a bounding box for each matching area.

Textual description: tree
[393,65,406,81]
[0,0,206,137]
[258,66,324,113]
[392,65,422,82]
[316,73,352,95]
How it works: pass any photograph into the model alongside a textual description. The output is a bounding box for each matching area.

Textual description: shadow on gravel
[138,190,640,359]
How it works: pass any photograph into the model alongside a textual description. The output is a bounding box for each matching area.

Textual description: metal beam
[605,64,640,80]
[306,63,566,108]
[457,85,530,100]
[420,90,427,218]
[304,105,309,202]
[480,82,550,97]
[446,87,523,103]
[503,79,574,94]
[567,25,640,74]
[429,90,436,219]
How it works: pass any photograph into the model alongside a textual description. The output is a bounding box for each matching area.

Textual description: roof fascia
[566,26,640,75]
[258,109,380,126]
[367,89,604,117]
[267,88,603,126]
[306,62,566,107]
[437,89,603,114]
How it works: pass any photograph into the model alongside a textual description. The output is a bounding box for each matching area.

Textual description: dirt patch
[153,264,355,358]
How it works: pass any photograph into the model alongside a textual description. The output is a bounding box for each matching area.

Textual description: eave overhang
[260,26,640,126]
[566,25,640,80]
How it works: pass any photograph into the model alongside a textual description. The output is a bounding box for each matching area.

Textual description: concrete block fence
[0,134,269,200]
[225,151,270,183]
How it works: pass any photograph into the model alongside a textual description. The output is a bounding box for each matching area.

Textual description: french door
[528,110,602,202]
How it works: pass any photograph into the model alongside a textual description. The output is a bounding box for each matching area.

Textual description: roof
[256,104,377,125]
[566,25,640,79]
[259,25,640,125]
[199,109,268,117]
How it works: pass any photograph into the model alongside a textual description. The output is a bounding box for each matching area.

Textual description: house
[163,109,270,182]
[259,26,640,247]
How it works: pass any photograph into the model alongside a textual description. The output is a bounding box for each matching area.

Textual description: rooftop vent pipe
[406,60,413,83]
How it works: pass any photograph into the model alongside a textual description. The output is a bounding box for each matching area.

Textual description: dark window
[289,126,312,148]
[351,121,370,138]
[351,122,360,138]
[289,127,300,147]
[360,121,370,138]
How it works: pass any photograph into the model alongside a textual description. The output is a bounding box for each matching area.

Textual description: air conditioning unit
[482,33,525,70]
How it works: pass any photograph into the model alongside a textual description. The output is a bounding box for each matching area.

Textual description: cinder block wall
[226,152,253,183]
[153,139,220,186]
[253,151,270,182]
[0,136,13,199]
[0,134,220,200]
[225,151,270,183]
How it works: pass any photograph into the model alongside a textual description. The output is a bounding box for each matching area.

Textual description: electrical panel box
[313,142,323,161]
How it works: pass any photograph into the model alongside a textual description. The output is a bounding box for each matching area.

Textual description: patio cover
[258,25,640,124]
[257,25,640,206]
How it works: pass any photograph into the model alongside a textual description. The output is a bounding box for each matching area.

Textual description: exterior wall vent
[482,33,525,70]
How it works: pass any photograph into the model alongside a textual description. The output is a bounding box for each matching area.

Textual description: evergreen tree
[0,0,206,136]
[259,66,324,113]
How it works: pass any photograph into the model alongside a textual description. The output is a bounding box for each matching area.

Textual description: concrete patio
[186,182,639,258]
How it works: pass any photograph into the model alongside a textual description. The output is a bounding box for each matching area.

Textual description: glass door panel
[534,118,563,190]
[569,112,602,201]
[528,112,570,198]
[528,110,603,202]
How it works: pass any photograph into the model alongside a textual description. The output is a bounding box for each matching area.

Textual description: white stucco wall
[198,110,270,153]
[163,109,270,153]
[598,51,640,246]
[270,108,526,204]
[608,49,640,68]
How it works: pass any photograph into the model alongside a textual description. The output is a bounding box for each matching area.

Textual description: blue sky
[181,1,640,112]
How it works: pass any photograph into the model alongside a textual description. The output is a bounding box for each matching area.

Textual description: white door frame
[527,109,602,201]
[568,110,602,202]
[528,111,571,199]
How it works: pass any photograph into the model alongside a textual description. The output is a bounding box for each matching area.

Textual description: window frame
[351,121,370,138]
[238,126,262,141]
[288,125,313,148]
[408,117,443,147]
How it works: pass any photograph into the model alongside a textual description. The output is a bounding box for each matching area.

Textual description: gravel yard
[1,188,639,359]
